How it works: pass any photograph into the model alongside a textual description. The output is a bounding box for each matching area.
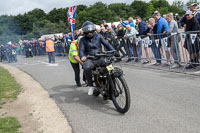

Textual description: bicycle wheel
[111,76,131,113]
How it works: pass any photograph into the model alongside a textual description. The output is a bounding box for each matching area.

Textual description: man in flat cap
[180,3,200,29]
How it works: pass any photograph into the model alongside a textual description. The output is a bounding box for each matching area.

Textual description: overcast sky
[0,0,176,15]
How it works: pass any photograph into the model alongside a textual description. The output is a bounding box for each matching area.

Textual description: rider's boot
[88,87,94,95]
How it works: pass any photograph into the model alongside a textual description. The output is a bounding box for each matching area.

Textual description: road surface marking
[41,61,49,65]
[194,71,200,74]
[47,63,58,66]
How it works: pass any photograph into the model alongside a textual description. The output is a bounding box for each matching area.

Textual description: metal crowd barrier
[54,42,67,56]
[112,31,200,72]
[180,31,200,70]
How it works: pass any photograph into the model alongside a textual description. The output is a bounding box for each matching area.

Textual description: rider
[79,21,115,95]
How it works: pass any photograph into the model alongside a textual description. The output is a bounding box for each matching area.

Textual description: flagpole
[67,5,77,40]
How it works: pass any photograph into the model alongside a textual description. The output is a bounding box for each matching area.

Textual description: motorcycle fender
[114,71,123,77]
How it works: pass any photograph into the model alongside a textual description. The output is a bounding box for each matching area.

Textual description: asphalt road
[9,55,200,133]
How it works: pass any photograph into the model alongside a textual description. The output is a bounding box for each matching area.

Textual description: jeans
[48,52,55,63]
[82,58,105,86]
[136,41,142,60]
[124,38,134,58]
[169,35,181,63]
[151,43,161,63]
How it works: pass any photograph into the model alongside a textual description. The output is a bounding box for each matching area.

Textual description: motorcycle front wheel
[111,76,131,114]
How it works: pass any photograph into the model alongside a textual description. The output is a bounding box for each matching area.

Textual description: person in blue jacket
[135,16,147,35]
[120,17,135,28]
[66,32,73,55]
[135,16,149,63]
[153,11,169,34]
[153,11,170,65]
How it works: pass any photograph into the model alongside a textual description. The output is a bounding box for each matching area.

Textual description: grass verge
[0,66,21,107]
[0,117,21,133]
[0,66,22,132]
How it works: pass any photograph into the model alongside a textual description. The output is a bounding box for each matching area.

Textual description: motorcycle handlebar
[95,50,116,57]
[86,50,117,59]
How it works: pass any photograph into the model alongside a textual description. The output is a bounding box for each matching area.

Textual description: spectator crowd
[1,3,200,70]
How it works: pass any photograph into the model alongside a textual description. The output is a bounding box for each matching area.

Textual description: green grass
[0,117,21,133]
[0,67,22,132]
[0,67,21,106]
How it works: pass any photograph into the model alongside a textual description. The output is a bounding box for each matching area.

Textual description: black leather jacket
[186,17,200,31]
[79,33,115,58]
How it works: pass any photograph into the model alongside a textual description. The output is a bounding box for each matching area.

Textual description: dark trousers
[124,39,134,58]
[11,54,17,62]
[5,53,11,63]
[48,52,55,63]
[25,50,33,58]
[70,62,81,85]
[82,58,105,86]
[0,55,2,62]
[66,43,70,55]
[151,43,161,63]
[115,40,126,57]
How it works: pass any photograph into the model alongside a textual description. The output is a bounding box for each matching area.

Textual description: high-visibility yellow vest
[46,40,55,52]
[68,40,79,64]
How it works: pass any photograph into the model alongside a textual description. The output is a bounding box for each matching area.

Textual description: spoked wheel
[111,76,131,114]
[93,75,102,97]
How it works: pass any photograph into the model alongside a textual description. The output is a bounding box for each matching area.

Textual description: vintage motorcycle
[88,51,131,114]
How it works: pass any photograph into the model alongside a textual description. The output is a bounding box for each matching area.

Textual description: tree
[186,0,200,8]
[17,9,47,35]
[108,3,131,20]
[168,5,185,16]
[150,0,170,9]
[75,10,87,29]
[26,8,46,21]
[150,0,185,16]
[88,2,113,24]
[47,8,68,23]
[130,0,153,19]
[76,5,87,12]
[76,2,113,25]
[172,0,184,9]
[15,13,33,35]
[146,2,155,19]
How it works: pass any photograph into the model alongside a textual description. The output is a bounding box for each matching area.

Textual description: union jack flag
[67,5,77,40]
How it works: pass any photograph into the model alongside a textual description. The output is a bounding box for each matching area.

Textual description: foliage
[186,0,200,8]
[108,3,132,20]
[0,117,21,133]
[77,2,113,25]
[47,8,68,23]
[150,0,170,9]
[0,0,188,44]
[172,0,184,9]
[131,1,148,19]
